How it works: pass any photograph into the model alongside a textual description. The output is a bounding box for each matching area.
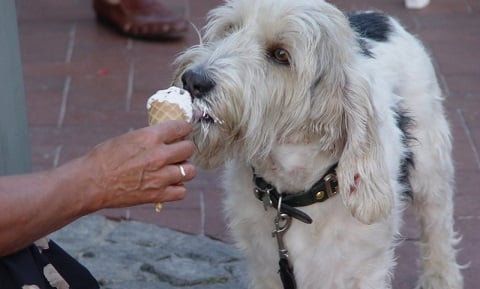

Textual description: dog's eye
[224,23,238,36]
[270,48,290,65]
[225,24,234,34]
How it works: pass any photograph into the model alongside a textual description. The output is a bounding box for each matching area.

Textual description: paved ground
[16,0,479,288]
[51,215,248,289]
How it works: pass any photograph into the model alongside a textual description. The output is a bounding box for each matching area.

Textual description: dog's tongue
[192,110,215,123]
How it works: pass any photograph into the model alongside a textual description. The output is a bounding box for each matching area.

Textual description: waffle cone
[147,100,189,213]
[148,101,188,125]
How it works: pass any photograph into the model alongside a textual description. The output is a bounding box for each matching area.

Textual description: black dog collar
[253,164,339,224]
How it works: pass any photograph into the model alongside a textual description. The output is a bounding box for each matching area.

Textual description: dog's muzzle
[181,69,216,99]
[181,69,224,125]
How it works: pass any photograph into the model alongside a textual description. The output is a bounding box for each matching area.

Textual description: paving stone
[51,215,247,288]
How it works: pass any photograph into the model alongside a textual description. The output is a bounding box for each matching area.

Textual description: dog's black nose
[181,69,215,99]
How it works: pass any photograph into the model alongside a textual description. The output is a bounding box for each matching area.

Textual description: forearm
[0,157,94,256]
[0,122,196,256]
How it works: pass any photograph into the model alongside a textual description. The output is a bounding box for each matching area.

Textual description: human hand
[74,120,196,211]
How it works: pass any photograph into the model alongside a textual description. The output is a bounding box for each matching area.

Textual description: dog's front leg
[223,162,284,289]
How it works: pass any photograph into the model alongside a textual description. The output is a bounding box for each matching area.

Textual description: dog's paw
[416,270,463,289]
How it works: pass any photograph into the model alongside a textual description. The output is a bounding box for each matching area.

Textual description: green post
[0,0,32,175]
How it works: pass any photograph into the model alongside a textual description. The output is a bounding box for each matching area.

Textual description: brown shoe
[93,0,188,40]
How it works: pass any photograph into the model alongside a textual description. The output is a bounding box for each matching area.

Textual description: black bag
[0,239,99,289]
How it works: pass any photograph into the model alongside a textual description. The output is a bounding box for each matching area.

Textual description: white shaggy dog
[173,0,463,288]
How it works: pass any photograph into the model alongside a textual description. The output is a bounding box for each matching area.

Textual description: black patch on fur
[357,38,373,58]
[347,11,392,42]
[396,110,416,200]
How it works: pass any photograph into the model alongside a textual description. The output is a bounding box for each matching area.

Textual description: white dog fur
[173,0,463,288]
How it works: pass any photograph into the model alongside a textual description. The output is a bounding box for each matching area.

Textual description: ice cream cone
[148,101,188,125]
[146,87,192,212]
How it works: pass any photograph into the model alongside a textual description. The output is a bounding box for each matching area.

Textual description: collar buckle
[323,173,338,198]
[254,186,274,210]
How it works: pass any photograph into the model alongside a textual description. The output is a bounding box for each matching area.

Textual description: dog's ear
[303,2,393,224]
[336,68,393,225]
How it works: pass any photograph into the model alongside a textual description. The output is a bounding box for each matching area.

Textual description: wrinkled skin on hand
[0,120,196,256]
[82,120,196,210]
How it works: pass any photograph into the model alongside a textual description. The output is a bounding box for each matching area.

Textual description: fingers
[162,140,195,165]
[142,120,195,169]
[157,185,188,203]
[149,120,193,144]
[161,163,196,185]
[143,162,195,189]
[145,163,195,203]
[90,121,197,208]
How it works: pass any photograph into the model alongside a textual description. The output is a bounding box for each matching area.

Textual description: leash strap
[252,164,338,289]
[267,190,313,224]
[272,195,297,289]
[279,257,297,289]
